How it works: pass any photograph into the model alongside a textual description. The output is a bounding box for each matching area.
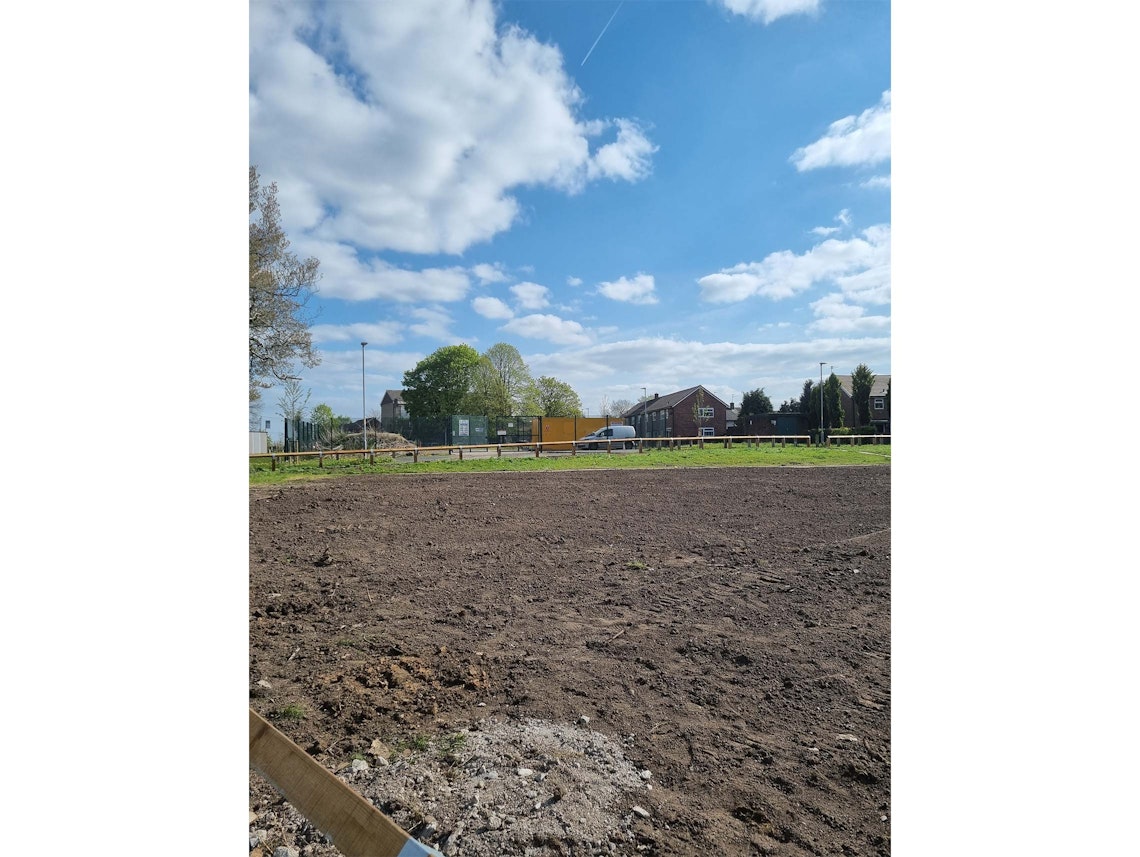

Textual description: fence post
[413,449,419,464]
[535,443,541,458]
[319,452,324,468]
[458,447,464,461]
[497,444,502,458]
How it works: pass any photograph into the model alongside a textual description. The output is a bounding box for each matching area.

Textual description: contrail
[581,1,624,67]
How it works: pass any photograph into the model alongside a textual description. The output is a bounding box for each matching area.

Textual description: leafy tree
[824,372,844,429]
[850,364,876,427]
[525,376,583,417]
[401,344,481,417]
[777,399,799,414]
[799,379,819,430]
[249,166,321,402]
[466,343,532,416]
[739,388,773,417]
[311,403,336,434]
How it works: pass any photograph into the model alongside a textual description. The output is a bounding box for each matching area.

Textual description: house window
[697,406,714,418]
[873,397,884,410]
[700,426,715,437]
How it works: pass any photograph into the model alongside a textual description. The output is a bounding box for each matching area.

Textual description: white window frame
[700,426,715,437]
[873,397,884,410]
[697,406,714,418]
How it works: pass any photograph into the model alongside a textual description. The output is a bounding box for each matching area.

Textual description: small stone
[273,848,300,857]
[477,702,486,707]
[517,767,534,777]
[578,715,591,726]
[257,680,273,690]
[632,805,651,819]
[639,770,652,781]
[836,733,859,743]
[249,811,257,824]
[881,814,888,822]
[351,758,369,772]
[487,814,503,830]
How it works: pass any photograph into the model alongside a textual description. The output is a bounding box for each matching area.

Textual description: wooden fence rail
[249,434,842,470]
[250,708,442,857]
[827,434,892,447]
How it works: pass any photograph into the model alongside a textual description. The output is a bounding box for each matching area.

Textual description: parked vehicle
[576,425,637,450]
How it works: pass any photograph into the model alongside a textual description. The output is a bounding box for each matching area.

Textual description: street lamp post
[642,387,647,438]
[361,342,368,452]
[819,362,826,446]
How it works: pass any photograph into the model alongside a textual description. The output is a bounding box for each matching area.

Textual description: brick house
[835,374,891,432]
[621,385,733,438]
[380,390,408,421]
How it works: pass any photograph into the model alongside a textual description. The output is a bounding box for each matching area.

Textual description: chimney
[730,402,735,410]
[653,393,658,400]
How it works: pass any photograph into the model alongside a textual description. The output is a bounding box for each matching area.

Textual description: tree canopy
[402,344,481,417]
[525,376,583,417]
[739,388,773,417]
[850,364,876,427]
[249,166,321,403]
[824,372,844,429]
[466,343,532,416]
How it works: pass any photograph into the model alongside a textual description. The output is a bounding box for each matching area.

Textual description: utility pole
[819,362,826,446]
[361,342,368,451]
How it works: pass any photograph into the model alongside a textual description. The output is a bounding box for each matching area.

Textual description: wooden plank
[249,708,442,857]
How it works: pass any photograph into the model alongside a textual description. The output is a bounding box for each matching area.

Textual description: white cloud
[790,90,891,172]
[526,335,890,408]
[510,282,551,310]
[471,263,510,284]
[811,208,852,236]
[597,273,659,305]
[697,224,890,303]
[501,313,592,345]
[409,306,454,340]
[311,320,403,345]
[587,119,658,182]
[472,296,515,319]
[296,237,470,302]
[567,276,583,287]
[250,0,656,257]
[808,293,891,334]
[861,174,891,189]
[715,0,821,25]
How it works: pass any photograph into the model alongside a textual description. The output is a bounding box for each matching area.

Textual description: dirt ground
[249,465,890,856]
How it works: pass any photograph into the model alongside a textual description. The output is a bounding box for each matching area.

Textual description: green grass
[271,704,306,722]
[250,442,890,486]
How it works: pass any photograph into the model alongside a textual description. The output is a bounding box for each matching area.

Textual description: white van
[576,424,637,450]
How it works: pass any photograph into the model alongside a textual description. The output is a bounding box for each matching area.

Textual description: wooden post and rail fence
[246,433,888,470]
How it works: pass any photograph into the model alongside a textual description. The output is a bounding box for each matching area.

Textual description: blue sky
[249,0,891,427]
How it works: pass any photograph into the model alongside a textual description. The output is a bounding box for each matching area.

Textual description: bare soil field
[249,465,890,856]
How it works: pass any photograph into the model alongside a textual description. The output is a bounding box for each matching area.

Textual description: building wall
[669,390,727,437]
